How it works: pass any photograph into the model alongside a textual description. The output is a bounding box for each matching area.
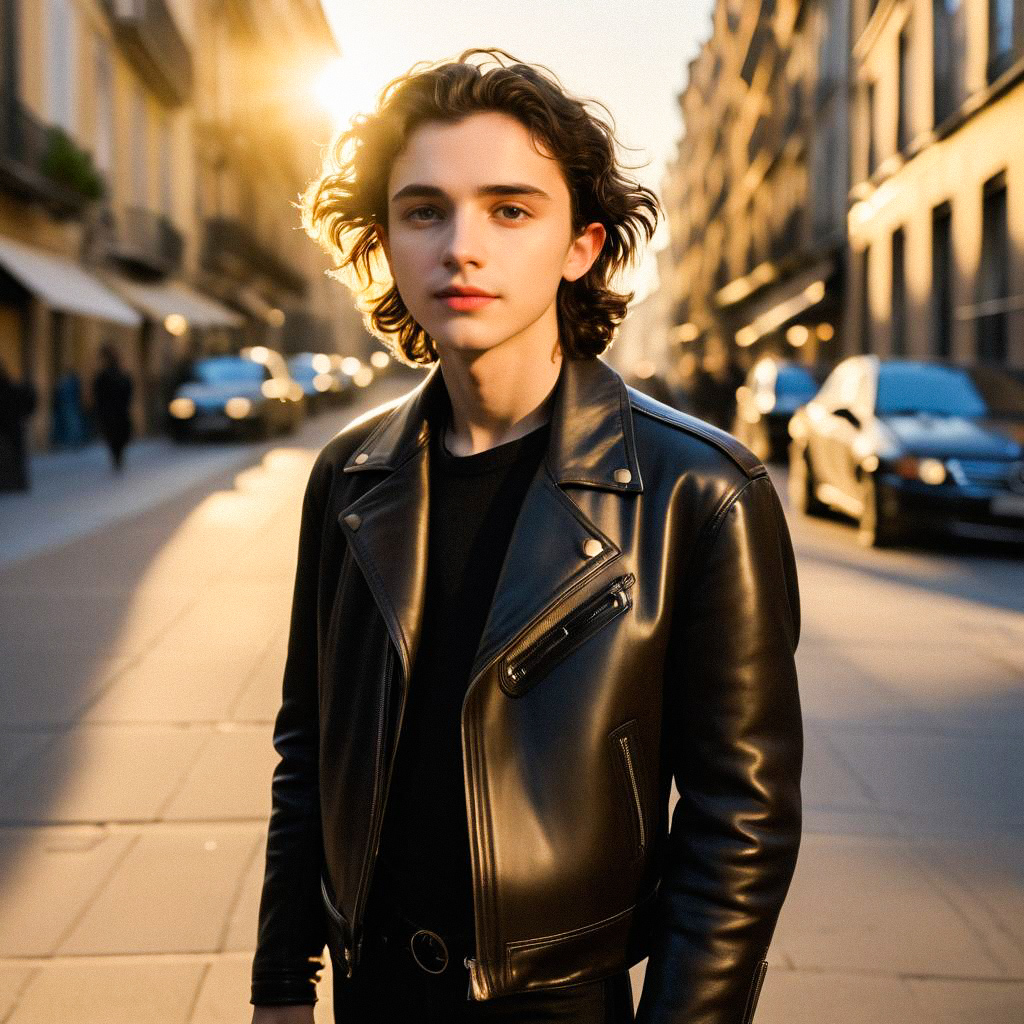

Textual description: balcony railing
[103,0,193,105]
[0,92,105,217]
[106,205,184,277]
[202,217,308,296]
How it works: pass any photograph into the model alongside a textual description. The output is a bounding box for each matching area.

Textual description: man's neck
[437,335,563,457]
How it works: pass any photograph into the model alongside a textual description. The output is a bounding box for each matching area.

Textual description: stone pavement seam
[903,841,1018,977]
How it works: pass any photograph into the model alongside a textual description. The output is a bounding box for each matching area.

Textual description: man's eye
[406,206,441,222]
[497,205,530,221]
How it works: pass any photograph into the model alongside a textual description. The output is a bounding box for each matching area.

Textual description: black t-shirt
[365,405,551,950]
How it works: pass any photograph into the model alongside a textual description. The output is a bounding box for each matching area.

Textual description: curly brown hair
[299,48,661,365]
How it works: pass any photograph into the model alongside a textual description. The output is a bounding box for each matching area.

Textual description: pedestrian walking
[50,367,89,447]
[0,357,37,491]
[250,49,802,1024]
[91,342,134,473]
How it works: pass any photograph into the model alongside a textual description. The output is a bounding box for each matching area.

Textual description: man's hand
[251,1005,315,1024]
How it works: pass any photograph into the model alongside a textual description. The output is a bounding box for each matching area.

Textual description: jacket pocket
[609,718,648,857]
[500,573,635,697]
[320,873,350,942]
[741,958,769,1024]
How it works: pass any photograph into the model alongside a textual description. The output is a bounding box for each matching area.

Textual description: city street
[1,379,1022,1023]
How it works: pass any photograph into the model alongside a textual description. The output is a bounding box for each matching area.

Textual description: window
[891,227,907,356]
[46,0,75,133]
[859,246,872,354]
[897,24,912,152]
[933,0,966,125]
[977,173,1009,363]
[159,107,173,218]
[931,202,953,357]
[131,83,148,206]
[866,80,877,176]
[1,0,18,98]
[93,34,112,173]
[988,0,1015,80]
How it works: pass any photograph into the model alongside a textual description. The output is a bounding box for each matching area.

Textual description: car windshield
[875,364,992,417]
[191,358,267,384]
[775,366,821,401]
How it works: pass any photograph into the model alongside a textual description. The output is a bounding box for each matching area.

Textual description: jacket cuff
[250,961,323,1006]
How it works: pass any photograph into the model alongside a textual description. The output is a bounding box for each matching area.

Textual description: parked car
[287,352,353,413]
[732,357,829,462]
[168,347,305,441]
[788,356,1024,547]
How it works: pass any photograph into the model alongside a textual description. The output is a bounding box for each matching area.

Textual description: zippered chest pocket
[499,573,635,698]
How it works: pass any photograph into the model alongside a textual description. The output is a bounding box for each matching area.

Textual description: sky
[316,1,716,298]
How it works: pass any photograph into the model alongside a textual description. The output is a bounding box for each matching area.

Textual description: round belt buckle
[409,928,449,974]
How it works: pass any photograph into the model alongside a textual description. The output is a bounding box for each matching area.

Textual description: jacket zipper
[320,874,354,975]
[347,642,396,973]
[461,572,636,999]
[617,733,646,851]
[504,573,635,691]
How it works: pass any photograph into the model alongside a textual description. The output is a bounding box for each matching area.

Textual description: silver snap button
[582,538,603,558]
[354,452,368,464]
[613,467,632,484]
[343,513,362,530]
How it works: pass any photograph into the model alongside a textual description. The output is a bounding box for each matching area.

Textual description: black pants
[331,927,635,1023]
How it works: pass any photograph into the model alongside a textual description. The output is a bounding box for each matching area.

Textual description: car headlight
[891,456,947,485]
[169,397,195,419]
[225,397,253,419]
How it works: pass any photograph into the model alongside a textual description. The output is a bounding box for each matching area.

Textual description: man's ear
[562,222,607,283]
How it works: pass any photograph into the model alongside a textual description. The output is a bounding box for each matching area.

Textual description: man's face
[379,111,601,357]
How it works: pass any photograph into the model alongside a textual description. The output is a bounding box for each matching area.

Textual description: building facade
[845,0,1024,369]
[662,0,851,401]
[1,0,366,451]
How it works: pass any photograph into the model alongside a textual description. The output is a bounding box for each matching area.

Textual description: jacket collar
[342,355,643,494]
[337,354,642,685]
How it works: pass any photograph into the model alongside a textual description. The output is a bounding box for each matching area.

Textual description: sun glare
[310,56,383,132]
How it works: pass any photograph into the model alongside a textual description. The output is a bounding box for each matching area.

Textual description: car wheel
[790,447,827,517]
[857,475,902,548]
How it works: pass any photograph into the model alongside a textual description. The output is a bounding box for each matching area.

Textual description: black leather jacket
[251,355,803,1022]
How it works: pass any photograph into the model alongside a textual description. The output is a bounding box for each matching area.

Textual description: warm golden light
[370,350,391,369]
[268,308,286,328]
[164,313,188,336]
[341,356,363,376]
[312,354,332,373]
[786,324,810,347]
[816,322,835,341]
[225,397,253,419]
[353,366,374,387]
[169,397,195,419]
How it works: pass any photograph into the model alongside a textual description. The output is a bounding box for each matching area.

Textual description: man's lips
[434,286,497,311]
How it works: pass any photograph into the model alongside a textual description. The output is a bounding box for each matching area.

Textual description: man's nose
[441,210,486,271]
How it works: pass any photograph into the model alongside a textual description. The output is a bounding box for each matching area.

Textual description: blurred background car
[168,346,305,442]
[732,356,829,462]
[287,352,354,413]
[788,356,1024,547]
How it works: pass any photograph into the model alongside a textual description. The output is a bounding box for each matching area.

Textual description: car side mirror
[832,407,861,428]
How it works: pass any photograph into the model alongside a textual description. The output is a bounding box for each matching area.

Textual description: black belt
[364,905,475,976]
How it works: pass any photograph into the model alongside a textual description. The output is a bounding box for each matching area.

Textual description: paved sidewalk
[0,371,416,568]
[0,373,1022,1023]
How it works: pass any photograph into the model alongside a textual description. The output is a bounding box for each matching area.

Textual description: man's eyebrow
[389,183,552,203]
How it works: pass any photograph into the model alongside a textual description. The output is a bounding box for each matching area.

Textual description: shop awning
[734,257,835,346]
[106,276,245,329]
[0,234,142,326]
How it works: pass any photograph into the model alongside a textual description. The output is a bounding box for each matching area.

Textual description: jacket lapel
[336,356,644,686]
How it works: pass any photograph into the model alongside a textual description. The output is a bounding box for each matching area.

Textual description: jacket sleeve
[250,455,331,1006]
[636,472,804,1024]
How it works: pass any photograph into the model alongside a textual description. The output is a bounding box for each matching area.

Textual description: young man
[250,50,803,1024]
